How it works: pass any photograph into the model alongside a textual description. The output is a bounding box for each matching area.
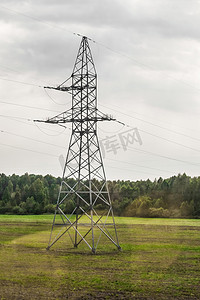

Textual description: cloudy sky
[0,0,200,181]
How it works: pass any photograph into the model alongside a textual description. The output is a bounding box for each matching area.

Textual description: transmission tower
[36,36,121,253]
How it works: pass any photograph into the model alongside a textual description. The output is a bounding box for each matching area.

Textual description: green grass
[0,214,53,223]
[0,215,200,299]
[1,214,200,226]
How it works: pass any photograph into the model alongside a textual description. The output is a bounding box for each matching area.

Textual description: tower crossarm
[34,110,115,124]
[44,84,94,93]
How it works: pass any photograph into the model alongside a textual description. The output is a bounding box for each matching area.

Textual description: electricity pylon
[35,36,121,253]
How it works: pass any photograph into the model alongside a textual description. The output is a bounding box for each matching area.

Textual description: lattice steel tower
[36,36,121,253]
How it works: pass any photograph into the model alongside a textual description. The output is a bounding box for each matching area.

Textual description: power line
[107,158,173,174]
[1,4,200,127]
[101,101,200,135]
[1,72,199,147]
[0,5,84,39]
[0,75,41,87]
[2,90,197,165]
[99,130,199,170]
[0,5,199,179]
[127,145,199,167]
[44,88,70,106]
[106,165,157,177]
[97,43,200,93]
[100,135,199,168]
[0,100,61,113]
[140,129,200,153]
[0,142,58,158]
[0,114,31,121]
[1,106,197,170]
[0,64,51,87]
[0,130,66,150]
[0,116,188,174]
[100,103,200,143]
[1,3,200,96]
[0,64,21,74]
[2,127,198,173]
[0,100,198,169]
[0,113,70,134]
[34,122,69,136]
[111,117,200,154]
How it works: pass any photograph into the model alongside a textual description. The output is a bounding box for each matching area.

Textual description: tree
[136,196,151,217]
[29,178,48,210]
[154,198,165,209]
[0,172,199,217]
[180,201,194,217]
[2,180,13,203]
[25,196,40,214]
[14,185,21,206]
[149,207,170,218]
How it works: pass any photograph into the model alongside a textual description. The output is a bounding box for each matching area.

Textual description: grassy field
[0,215,200,299]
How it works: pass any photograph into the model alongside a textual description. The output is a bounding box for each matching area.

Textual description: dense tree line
[0,172,199,218]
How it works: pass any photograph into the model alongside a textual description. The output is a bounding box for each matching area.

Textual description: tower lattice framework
[37,37,121,253]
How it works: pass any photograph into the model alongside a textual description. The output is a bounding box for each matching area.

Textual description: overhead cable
[0,130,66,149]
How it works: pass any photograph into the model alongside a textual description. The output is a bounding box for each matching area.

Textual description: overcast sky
[0,0,200,181]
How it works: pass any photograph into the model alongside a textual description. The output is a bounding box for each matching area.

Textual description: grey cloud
[0,0,199,180]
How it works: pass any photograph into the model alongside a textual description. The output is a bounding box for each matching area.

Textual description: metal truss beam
[35,36,121,253]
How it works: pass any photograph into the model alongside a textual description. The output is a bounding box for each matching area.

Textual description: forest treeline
[0,172,199,218]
